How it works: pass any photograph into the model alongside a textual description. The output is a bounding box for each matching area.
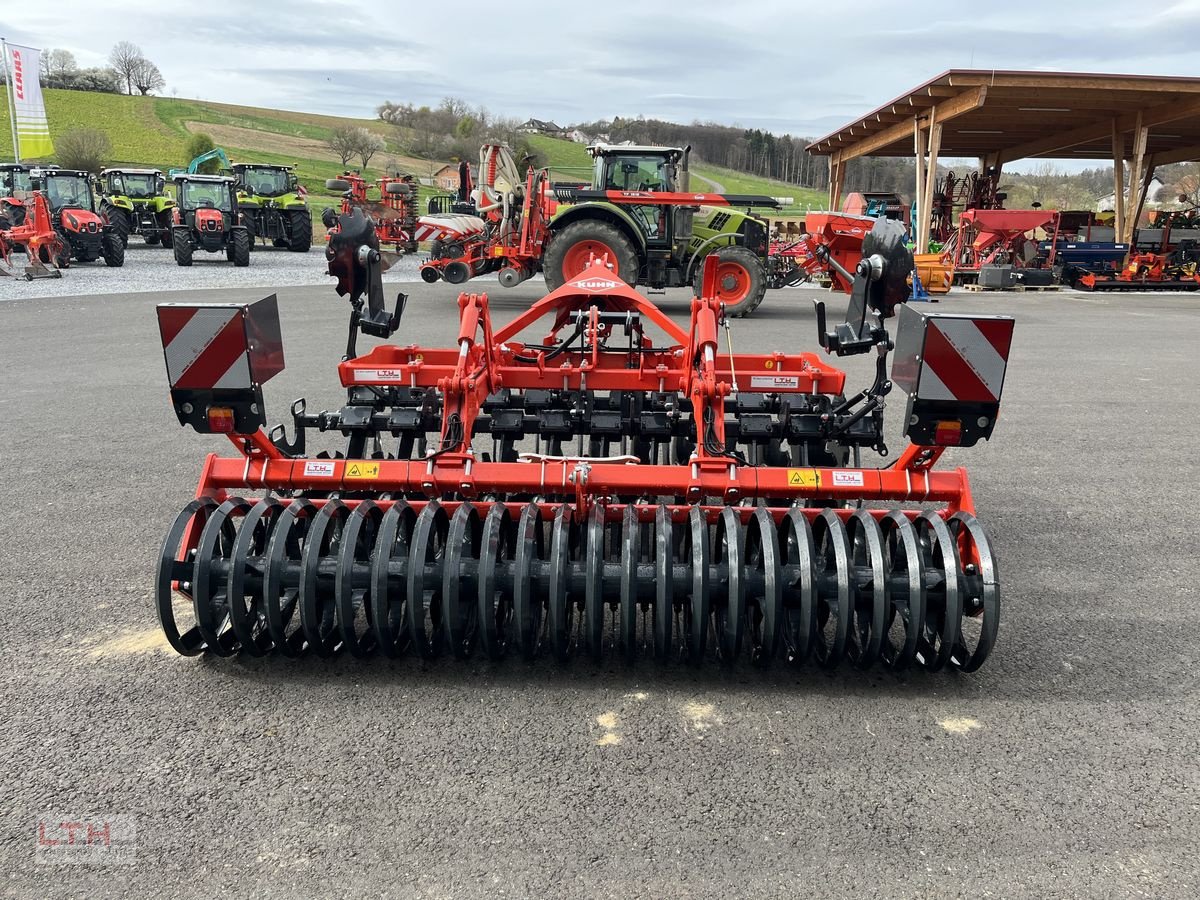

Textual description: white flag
[5,43,54,159]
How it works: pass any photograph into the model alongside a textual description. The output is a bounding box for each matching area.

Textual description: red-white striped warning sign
[158,306,252,390]
[919,317,1013,403]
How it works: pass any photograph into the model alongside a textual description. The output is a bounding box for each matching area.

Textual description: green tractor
[232,163,312,251]
[97,168,175,246]
[543,144,783,316]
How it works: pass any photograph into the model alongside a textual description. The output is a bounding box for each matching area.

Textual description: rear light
[933,420,962,446]
[206,406,236,433]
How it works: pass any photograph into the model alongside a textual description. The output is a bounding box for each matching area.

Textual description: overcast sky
[5,0,1199,163]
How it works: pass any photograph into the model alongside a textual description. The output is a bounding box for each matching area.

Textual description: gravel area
[0,236,454,302]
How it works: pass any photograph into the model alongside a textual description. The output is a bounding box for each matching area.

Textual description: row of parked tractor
[0,155,312,279]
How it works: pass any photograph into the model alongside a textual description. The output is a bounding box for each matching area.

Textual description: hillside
[1,89,826,215]
[0,87,447,209]
[525,134,825,214]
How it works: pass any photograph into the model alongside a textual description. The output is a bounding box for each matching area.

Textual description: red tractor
[325,172,419,254]
[170,174,252,267]
[32,168,124,268]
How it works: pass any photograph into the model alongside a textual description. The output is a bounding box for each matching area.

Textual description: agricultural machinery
[170,174,251,267]
[1,162,40,229]
[942,208,1060,283]
[418,143,793,317]
[929,169,1007,244]
[97,168,175,246]
[325,171,419,254]
[154,211,1012,673]
[169,146,233,178]
[233,163,312,252]
[1075,250,1200,291]
[0,188,67,279]
[24,168,125,268]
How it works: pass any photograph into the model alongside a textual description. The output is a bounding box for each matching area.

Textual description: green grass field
[2,91,824,216]
[0,88,443,210]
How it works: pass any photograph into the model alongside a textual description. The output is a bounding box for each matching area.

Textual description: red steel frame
[190,258,978,533]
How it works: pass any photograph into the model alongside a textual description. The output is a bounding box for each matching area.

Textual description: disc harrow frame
[154,217,1011,674]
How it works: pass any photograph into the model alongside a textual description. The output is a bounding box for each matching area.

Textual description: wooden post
[827,155,842,209]
[920,116,942,251]
[1111,119,1126,241]
[1126,112,1149,244]
[914,117,927,250]
[1129,153,1157,247]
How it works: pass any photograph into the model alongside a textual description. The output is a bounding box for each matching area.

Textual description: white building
[1097,177,1166,212]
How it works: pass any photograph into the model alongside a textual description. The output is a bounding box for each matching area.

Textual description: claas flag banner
[5,43,54,159]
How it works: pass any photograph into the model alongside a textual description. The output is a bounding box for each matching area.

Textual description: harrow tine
[914,513,964,672]
[713,507,746,665]
[193,498,251,657]
[946,512,1000,673]
[582,505,606,663]
[300,500,348,657]
[746,507,783,667]
[227,498,285,657]
[878,512,925,670]
[263,499,316,657]
[847,509,887,668]
[684,506,710,665]
[653,505,674,662]
[779,510,817,666]
[477,504,514,661]
[371,500,414,658]
[617,505,640,665]
[812,510,852,668]
[337,500,382,658]
[156,498,219,656]
[547,505,577,663]
[512,502,544,661]
[443,503,482,660]
[406,502,449,660]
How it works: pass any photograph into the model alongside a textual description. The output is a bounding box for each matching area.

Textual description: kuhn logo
[575,278,620,292]
[12,50,24,101]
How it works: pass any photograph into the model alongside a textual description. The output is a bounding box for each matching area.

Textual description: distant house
[567,128,592,145]
[432,164,463,192]
[1097,177,1166,212]
[518,118,564,136]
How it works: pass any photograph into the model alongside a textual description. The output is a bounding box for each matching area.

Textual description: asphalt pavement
[2,278,1198,898]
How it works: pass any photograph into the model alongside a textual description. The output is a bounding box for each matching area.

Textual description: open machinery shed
[806,70,1200,249]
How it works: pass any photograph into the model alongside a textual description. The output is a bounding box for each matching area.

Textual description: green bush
[183,132,222,172]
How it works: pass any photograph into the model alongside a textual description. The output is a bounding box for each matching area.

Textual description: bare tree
[40,49,77,81]
[354,129,385,169]
[326,125,358,166]
[132,58,165,95]
[109,42,143,95]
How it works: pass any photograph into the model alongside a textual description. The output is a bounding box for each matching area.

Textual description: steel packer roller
[155,210,1013,672]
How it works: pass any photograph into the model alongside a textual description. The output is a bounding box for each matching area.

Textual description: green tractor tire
[287,208,312,252]
[101,203,131,247]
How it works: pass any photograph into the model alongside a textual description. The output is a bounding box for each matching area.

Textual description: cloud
[6,0,1198,148]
